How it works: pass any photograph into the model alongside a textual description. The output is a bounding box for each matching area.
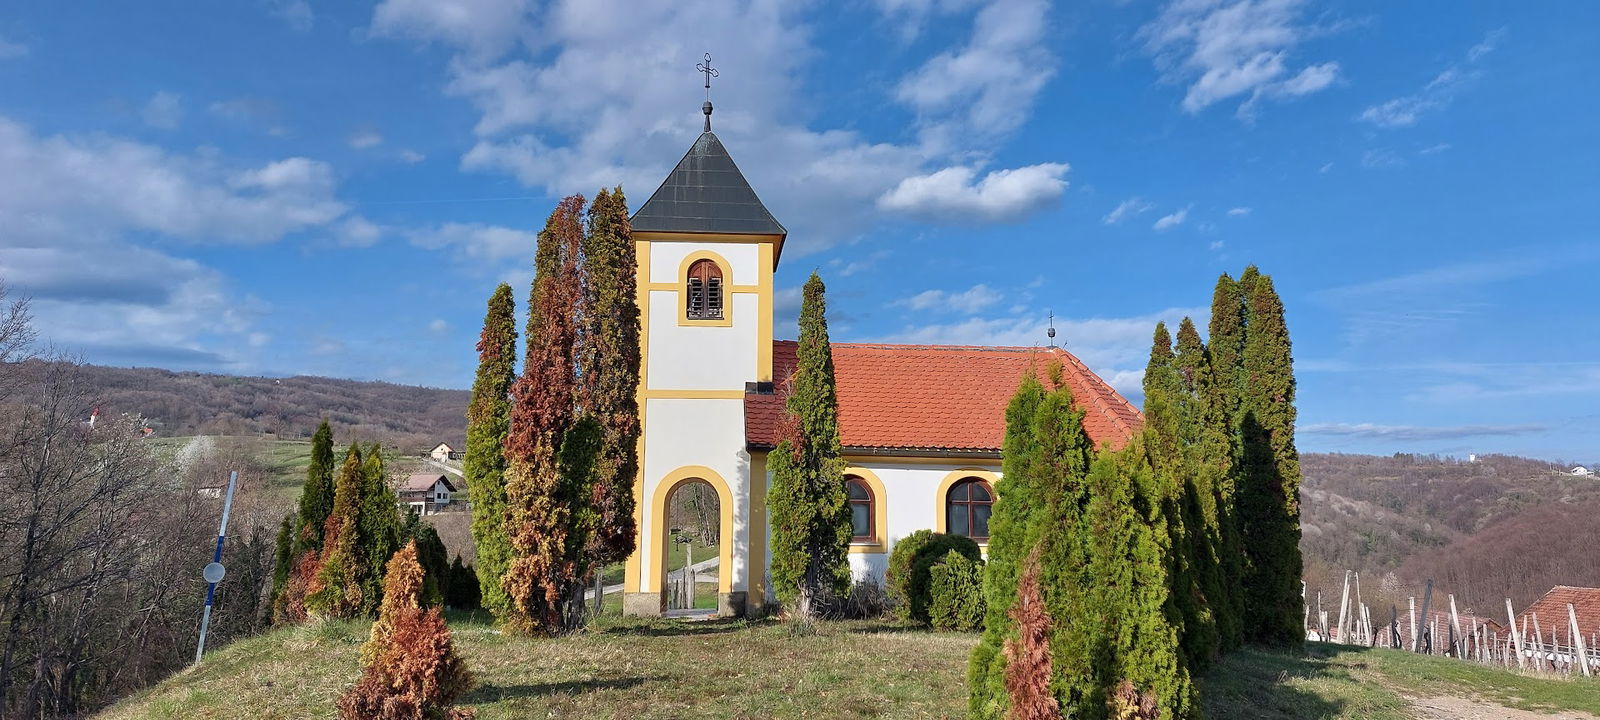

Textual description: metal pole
[194,470,239,665]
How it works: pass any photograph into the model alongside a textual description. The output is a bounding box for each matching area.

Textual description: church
[620,99,1142,618]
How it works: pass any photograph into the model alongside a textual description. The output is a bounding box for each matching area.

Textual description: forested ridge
[1300,452,1600,610]
[44,361,468,449]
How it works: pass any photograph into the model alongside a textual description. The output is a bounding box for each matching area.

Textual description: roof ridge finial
[697,52,718,132]
[1046,310,1058,348]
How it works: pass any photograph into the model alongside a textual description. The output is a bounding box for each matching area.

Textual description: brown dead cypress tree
[502,195,585,635]
[1002,552,1059,720]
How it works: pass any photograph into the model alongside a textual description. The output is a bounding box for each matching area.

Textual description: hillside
[57,362,469,450]
[100,615,1600,720]
[1300,452,1600,610]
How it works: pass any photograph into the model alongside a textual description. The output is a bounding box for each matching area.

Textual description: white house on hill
[1573,466,1593,477]
[619,101,1142,618]
[400,473,456,515]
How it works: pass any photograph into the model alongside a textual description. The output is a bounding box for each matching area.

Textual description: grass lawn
[98,612,1600,720]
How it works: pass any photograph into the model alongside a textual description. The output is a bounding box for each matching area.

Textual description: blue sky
[1,1,1596,461]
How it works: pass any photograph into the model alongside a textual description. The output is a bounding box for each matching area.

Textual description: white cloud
[1360,148,1403,169]
[398,149,426,164]
[1208,240,1224,250]
[896,284,1002,314]
[879,305,1209,395]
[893,0,1054,148]
[1300,422,1549,441]
[267,0,314,32]
[1419,143,1451,155]
[1359,29,1504,128]
[1140,0,1341,117]
[1318,161,1333,173]
[1153,205,1190,231]
[209,96,288,136]
[428,319,449,333]
[350,129,383,149]
[877,163,1068,222]
[1104,197,1155,225]
[336,216,384,247]
[0,115,359,368]
[407,222,537,263]
[375,0,1062,251]
[0,35,27,59]
[369,0,533,59]
[141,92,182,129]
[1227,206,1251,216]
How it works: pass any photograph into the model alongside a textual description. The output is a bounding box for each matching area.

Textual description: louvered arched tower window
[686,259,724,320]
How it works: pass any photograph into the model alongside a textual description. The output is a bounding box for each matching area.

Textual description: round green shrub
[928,549,986,631]
[886,530,982,623]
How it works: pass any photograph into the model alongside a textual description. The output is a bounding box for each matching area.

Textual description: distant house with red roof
[615,101,1143,619]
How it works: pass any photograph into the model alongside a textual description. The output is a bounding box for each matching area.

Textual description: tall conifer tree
[294,420,337,553]
[307,445,366,619]
[356,444,403,615]
[578,187,640,568]
[1237,271,1304,646]
[1142,323,1218,668]
[466,283,517,616]
[1175,317,1241,650]
[767,272,851,620]
[970,371,1097,719]
[1084,444,1196,719]
[969,370,1047,716]
[502,195,588,634]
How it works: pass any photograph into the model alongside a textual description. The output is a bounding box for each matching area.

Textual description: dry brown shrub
[1003,554,1060,720]
[1108,679,1159,720]
[338,542,474,720]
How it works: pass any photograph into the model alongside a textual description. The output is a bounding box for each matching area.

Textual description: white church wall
[648,240,761,286]
[646,291,759,390]
[640,397,752,593]
[773,460,1005,588]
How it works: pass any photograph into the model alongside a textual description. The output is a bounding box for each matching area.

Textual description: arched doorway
[650,467,736,616]
[664,479,720,614]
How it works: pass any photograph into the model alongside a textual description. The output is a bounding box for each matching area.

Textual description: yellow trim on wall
[639,389,747,400]
[842,455,1002,467]
[756,242,774,382]
[844,467,889,554]
[646,282,760,294]
[634,231,783,243]
[624,239,652,593]
[648,466,736,595]
[933,469,1001,544]
[748,452,768,614]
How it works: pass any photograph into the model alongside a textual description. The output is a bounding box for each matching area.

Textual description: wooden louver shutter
[687,260,722,320]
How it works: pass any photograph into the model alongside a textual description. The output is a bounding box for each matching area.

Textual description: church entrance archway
[650,466,737,617]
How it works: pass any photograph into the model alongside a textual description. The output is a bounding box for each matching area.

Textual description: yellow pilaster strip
[757,241,775,383]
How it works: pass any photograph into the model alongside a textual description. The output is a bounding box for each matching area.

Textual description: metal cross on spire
[697,52,719,132]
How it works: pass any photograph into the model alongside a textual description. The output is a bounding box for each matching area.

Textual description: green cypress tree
[969,370,1048,717]
[1142,323,1218,669]
[1175,317,1239,651]
[293,420,337,554]
[971,372,1097,719]
[465,283,517,617]
[1238,272,1304,646]
[267,513,294,618]
[1085,444,1196,719]
[767,272,851,620]
[578,187,641,569]
[307,445,366,618]
[406,518,451,608]
[1204,273,1250,648]
[356,444,404,616]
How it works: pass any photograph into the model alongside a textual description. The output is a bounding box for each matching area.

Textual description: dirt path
[1410,695,1600,720]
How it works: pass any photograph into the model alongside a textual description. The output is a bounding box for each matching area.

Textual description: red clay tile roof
[1519,586,1600,638]
[745,341,1142,455]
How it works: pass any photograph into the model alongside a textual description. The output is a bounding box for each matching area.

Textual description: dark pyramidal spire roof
[630,117,786,236]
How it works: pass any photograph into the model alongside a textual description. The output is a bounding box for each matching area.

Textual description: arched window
[945,478,993,540]
[845,475,874,542]
[686,259,723,320]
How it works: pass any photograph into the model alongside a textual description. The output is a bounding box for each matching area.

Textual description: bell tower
[622,76,785,616]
